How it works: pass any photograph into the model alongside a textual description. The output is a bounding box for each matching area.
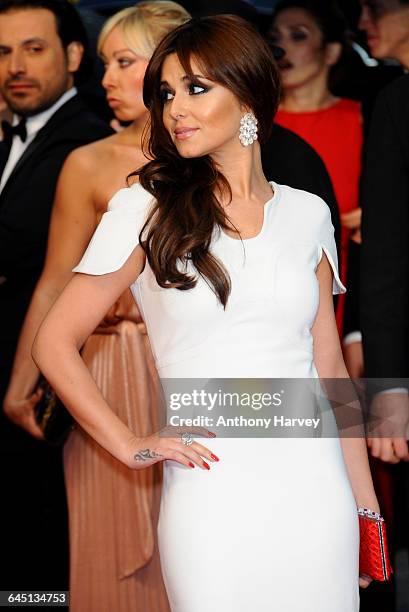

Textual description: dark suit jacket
[360,75,409,385]
[0,94,112,448]
[261,124,340,252]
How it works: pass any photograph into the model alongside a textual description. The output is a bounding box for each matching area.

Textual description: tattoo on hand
[134,449,163,462]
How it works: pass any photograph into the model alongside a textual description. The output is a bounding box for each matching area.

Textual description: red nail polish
[189,462,195,468]
[210,453,219,462]
[203,461,210,470]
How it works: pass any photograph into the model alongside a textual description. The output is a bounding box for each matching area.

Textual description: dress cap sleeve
[72,184,153,275]
[317,203,346,295]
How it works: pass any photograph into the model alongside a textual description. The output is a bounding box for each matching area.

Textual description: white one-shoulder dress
[73,181,360,612]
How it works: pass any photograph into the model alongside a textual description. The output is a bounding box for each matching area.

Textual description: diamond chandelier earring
[239,112,258,146]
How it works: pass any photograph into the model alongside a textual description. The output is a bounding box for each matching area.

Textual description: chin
[174,143,205,159]
[280,73,302,90]
[6,100,37,116]
[282,80,303,93]
[114,110,132,122]
[6,89,55,116]
[177,150,200,159]
[367,40,385,59]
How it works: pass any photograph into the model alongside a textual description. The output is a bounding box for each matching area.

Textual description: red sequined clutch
[358,508,393,582]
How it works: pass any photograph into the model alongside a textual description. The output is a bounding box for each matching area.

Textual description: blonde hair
[98,1,191,59]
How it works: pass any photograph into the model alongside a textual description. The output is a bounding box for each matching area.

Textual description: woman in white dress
[33,15,380,612]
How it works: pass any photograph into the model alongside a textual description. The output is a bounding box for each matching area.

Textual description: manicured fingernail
[210,453,219,462]
[209,432,217,437]
[189,462,195,468]
[203,461,210,470]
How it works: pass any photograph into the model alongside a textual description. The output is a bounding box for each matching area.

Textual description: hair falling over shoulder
[130,15,281,307]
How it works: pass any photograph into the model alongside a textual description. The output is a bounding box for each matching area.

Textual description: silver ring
[181,432,194,446]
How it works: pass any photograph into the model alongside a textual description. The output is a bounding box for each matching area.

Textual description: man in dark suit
[360,75,409,461]
[0,0,111,591]
[360,75,409,606]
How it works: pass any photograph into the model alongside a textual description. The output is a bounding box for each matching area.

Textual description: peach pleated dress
[63,289,170,612]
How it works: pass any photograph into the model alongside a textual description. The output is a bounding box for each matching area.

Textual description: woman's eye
[268,31,281,44]
[118,58,134,68]
[189,84,206,95]
[160,89,174,103]
[291,30,308,42]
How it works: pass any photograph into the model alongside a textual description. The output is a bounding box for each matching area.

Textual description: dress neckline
[221,181,280,243]
[276,98,355,117]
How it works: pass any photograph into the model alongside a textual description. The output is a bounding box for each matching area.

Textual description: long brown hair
[133,15,281,307]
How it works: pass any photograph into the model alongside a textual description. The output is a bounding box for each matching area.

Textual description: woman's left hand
[3,389,44,439]
[341,207,362,230]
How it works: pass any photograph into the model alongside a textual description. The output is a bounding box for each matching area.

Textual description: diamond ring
[181,432,194,446]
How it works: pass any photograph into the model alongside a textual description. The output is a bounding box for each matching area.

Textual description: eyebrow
[274,22,311,28]
[23,37,47,45]
[159,74,208,86]
[100,48,139,60]
[0,37,47,50]
[113,48,137,56]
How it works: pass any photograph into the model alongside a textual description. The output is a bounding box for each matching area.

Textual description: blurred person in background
[0,0,111,591]
[339,0,409,383]
[269,0,363,365]
[334,0,409,384]
[4,2,190,610]
[359,71,409,612]
[359,0,409,68]
[359,2,409,600]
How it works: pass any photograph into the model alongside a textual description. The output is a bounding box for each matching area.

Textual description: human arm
[32,248,215,469]
[342,242,364,379]
[313,254,379,511]
[341,208,361,231]
[313,254,379,588]
[3,149,98,437]
[341,209,361,244]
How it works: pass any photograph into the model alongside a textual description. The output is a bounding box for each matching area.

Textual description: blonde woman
[3,3,190,610]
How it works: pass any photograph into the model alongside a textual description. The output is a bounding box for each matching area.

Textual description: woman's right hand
[3,389,44,440]
[126,426,218,471]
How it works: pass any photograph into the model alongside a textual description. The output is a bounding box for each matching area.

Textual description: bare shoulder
[64,134,119,175]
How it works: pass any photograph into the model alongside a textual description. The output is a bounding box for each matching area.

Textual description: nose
[102,62,117,91]
[168,93,187,121]
[8,49,26,76]
[270,31,290,57]
[358,6,372,30]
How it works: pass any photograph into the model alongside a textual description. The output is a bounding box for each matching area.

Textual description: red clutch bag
[358,508,393,582]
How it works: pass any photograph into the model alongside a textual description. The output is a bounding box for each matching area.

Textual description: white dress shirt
[0,87,77,194]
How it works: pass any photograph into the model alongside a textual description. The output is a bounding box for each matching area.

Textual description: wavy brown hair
[132,15,281,307]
